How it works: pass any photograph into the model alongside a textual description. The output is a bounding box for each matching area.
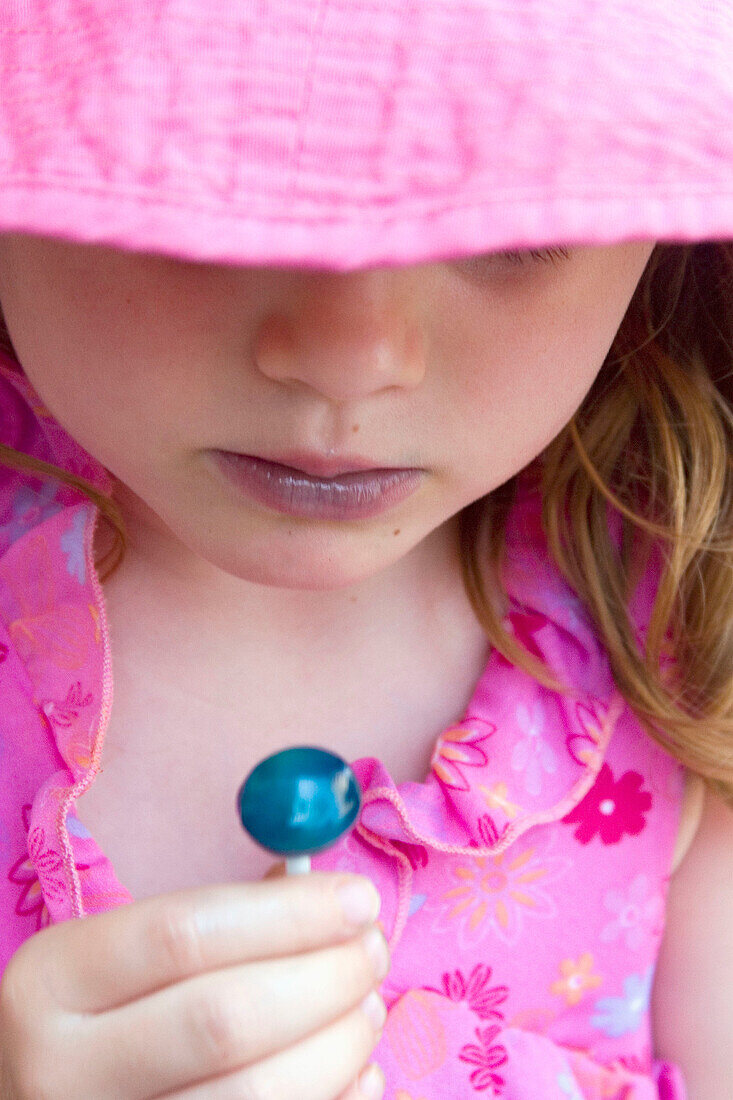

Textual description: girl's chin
[204,535,409,592]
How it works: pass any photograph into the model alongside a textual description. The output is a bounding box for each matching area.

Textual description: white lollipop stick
[286,854,312,875]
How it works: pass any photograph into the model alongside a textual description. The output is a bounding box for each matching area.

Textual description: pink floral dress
[0,353,687,1098]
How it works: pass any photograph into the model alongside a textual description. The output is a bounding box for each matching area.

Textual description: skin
[0,234,655,626]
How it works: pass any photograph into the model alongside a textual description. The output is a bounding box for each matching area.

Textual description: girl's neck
[96,479,490,696]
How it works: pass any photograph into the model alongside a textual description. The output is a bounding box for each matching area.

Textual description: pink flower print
[431,964,509,1022]
[472,813,508,848]
[431,718,495,791]
[459,1023,508,1094]
[656,1064,686,1100]
[550,953,603,1007]
[600,873,664,952]
[503,609,549,664]
[510,702,558,796]
[7,805,62,929]
[562,764,652,845]
[617,1052,653,1077]
[566,700,608,768]
[41,681,94,728]
[435,844,562,947]
[8,852,52,930]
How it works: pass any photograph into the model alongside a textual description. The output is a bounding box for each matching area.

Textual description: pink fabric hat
[0,1,732,271]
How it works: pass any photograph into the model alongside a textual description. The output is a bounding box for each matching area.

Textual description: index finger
[39,873,381,1014]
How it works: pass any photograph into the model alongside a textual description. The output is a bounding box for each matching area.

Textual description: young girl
[0,1,732,1098]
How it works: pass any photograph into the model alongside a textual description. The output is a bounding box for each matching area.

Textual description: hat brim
[1,1,732,269]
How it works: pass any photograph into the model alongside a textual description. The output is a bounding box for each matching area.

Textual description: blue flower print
[557,1069,583,1100]
[66,814,92,840]
[60,507,90,584]
[0,482,63,545]
[408,892,427,916]
[591,965,654,1037]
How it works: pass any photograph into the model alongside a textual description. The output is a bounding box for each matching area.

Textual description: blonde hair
[460,242,733,804]
[1,242,732,802]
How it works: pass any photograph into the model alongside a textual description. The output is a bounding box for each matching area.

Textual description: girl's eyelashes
[453,245,571,282]
[499,246,571,266]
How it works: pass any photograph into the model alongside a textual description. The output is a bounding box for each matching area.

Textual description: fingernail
[360,989,387,1032]
[337,879,381,927]
[358,1062,385,1100]
[362,926,390,980]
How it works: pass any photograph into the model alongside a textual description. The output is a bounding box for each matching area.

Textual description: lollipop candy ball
[237,746,362,857]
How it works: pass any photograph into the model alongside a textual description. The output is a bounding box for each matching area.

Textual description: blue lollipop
[237,746,362,874]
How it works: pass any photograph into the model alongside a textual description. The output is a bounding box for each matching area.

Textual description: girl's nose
[253,267,427,402]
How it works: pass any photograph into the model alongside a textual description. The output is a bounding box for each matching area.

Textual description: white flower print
[511,701,558,796]
[600,873,664,952]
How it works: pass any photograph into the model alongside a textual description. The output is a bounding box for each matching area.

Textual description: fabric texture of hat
[0,0,732,270]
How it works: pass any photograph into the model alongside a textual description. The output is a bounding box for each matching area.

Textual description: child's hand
[0,873,389,1099]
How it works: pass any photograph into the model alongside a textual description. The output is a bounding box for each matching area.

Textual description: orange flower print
[550,953,603,1006]
[479,781,520,820]
[88,602,101,645]
[395,1093,428,1100]
[433,841,568,947]
[0,534,91,670]
[431,718,495,791]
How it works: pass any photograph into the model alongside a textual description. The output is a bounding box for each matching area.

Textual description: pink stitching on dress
[56,502,115,920]
[355,822,414,952]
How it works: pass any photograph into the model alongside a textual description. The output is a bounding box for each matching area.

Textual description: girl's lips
[257,450,393,477]
[210,451,424,520]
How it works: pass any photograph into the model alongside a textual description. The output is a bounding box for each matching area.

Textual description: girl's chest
[74,655,482,901]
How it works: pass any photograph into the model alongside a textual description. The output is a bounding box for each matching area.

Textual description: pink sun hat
[0,0,731,271]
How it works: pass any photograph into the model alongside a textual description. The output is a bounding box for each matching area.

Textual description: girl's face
[0,234,654,589]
